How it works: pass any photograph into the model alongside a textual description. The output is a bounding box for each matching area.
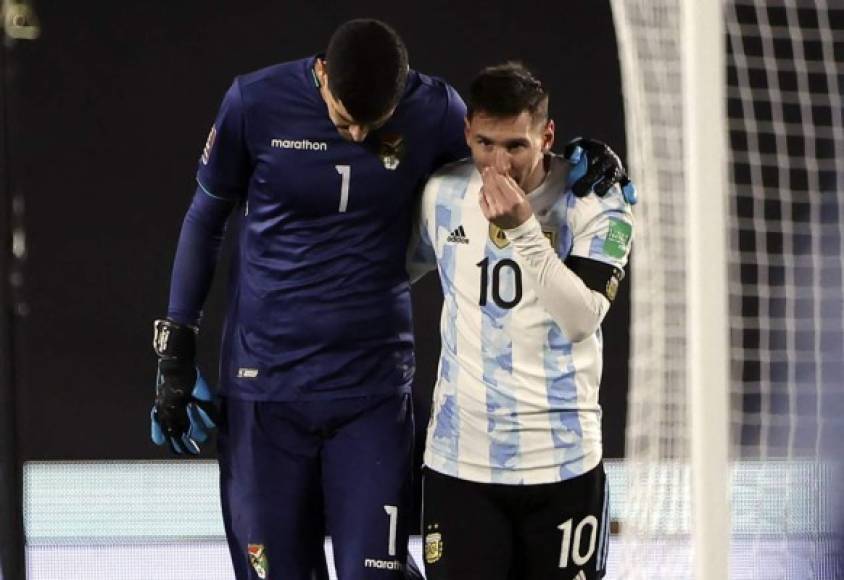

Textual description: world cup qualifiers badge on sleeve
[604,218,632,259]
[247,544,268,579]
[378,133,405,170]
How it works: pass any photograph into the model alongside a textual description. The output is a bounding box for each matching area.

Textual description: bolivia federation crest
[377,133,405,170]
[248,544,268,579]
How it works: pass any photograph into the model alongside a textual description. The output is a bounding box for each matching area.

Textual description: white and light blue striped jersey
[413,155,634,485]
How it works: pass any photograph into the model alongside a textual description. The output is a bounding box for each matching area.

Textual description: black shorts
[421,463,609,580]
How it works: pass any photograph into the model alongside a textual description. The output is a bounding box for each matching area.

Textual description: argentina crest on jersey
[489,223,510,249]
[489,223,558,249]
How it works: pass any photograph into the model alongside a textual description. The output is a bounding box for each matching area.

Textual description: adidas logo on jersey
[446,225,469,244]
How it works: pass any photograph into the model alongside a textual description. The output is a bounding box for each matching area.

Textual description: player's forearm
[406,195,438,284]
[167,186,235,326]
[406,238,437,284]
[407,260,436,284]
[505,215,609,342]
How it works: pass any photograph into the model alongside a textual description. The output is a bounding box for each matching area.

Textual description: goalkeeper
[150,19,632,580]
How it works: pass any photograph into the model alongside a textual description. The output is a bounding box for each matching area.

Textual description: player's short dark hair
[325,19,409,124]
[467,62,549,125]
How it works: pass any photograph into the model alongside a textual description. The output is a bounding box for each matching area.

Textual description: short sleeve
[568,185,635,270]
[406,176,440,281]
[196,79,251,200]
[433,83,469,169]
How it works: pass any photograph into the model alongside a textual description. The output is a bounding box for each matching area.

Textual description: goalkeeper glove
[564,137,638,205]
[151,318,217,455]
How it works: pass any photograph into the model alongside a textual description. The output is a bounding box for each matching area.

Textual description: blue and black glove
[564,137,638,205]
[151,318,217,454]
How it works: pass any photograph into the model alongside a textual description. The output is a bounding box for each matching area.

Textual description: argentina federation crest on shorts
[247,543,268,579]
[377,133,405,170]
[424,527,443,564]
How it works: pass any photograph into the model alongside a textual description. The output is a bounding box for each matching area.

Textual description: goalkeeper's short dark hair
[467,62,549,125]
[325,19,409,124]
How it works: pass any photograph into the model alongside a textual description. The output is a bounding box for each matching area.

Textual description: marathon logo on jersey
[424,531,443,564]
[270,138,328,151]
[377,133,405,170]
[363,558,404,571]
[201,126,217,165]
[446,225,469,244]
[247,544,268,579]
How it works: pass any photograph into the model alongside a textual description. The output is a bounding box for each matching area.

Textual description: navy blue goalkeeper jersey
[197,57,467,401]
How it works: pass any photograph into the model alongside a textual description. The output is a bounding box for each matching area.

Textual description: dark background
[8,0,629,461]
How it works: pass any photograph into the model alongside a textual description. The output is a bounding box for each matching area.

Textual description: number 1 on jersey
[336,165,351,212]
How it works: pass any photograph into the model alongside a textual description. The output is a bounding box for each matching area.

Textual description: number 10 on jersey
[477,257,523,309]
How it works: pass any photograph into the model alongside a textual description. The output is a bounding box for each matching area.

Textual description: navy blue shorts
[218,393,414,580]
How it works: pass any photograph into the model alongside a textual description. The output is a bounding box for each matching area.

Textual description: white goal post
[611,0,843,578]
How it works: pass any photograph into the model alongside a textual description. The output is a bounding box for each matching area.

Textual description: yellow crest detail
[607,270,624,302]
[424,532,443,564]
[378,133,405,170]
[488,224,510,249]
[247,544,268,579]
[606,274,620,302]
[489,224,557,249]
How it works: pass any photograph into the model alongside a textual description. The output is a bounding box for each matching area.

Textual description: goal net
[610,0,844,578]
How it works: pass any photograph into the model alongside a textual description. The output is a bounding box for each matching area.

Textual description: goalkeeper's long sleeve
[166,186,236,326]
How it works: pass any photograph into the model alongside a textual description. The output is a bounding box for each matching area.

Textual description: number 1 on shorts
[384,505,398,556]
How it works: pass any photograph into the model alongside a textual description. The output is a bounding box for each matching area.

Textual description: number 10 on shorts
[558,515,598,568]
